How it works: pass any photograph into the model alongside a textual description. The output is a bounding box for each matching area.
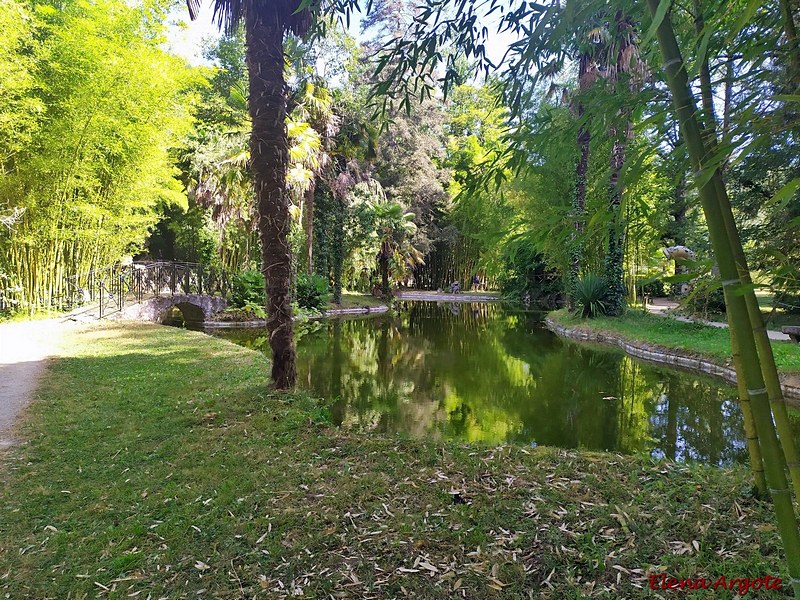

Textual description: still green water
[209,301,761,465]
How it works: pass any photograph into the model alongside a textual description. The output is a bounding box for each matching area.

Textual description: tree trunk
[670,172,689,296]
[380,243,390,297]
[605,121,630,316]
[246,10,297,390]
[780,0,800,91]
[647,1,800,592]
[331,194,345,304]
[722,55,734,141]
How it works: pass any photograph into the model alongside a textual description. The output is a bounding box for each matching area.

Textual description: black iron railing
[66,261,230,319]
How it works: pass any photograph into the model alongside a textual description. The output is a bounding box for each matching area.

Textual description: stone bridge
[121,294,227,323]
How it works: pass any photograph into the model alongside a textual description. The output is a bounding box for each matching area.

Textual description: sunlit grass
[0,322,791,598]
[327,291,387,309]
[550,309,800,374]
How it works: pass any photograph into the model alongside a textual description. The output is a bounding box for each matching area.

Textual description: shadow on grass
[0,322,792,599]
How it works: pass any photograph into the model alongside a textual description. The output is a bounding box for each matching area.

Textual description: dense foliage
[0,0,197,313]
[2,0,799,319]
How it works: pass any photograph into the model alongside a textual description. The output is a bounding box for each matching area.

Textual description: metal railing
[66,261,230,320]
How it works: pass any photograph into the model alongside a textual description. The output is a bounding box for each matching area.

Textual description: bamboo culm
[646,0,800,594]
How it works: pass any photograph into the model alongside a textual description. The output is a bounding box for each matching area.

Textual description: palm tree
[185,0,317,389]
[569,41,601,307]
[370,195,420,297]
[601,10,643,316]
[539,15,603,307]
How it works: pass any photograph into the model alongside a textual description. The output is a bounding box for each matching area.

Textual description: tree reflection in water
[213,301,797,466]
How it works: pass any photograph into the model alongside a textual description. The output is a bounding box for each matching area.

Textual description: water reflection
[210,301,769,465]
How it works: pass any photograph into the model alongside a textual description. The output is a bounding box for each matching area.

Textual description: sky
[163,4,519,70]
[163,3,220,66]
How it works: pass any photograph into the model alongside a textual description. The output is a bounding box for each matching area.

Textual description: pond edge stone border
[545,317,800,405]
[203,304,390,328]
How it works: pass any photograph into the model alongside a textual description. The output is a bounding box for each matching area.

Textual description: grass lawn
[550,309,800,375]
[0,323,791,598]
[327,291,386,310]
[678,289,800,331]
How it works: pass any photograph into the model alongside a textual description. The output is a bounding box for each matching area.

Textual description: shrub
[574,273,608,318]
[296,273,330,310]
[231,270,266,308]
[498,237,564,308]
[216,303,267,321]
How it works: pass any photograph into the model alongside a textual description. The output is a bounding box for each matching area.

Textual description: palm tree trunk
[246,9,297,390]
[331,194,345,304]
[380,243,390,297]
[647,1,800,593]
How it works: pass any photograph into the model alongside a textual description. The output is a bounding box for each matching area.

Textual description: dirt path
[645,297,791,341]
[0,319,65,448]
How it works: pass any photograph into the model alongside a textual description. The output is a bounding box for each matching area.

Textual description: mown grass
[0,323,792,598]
[550,308,800,375]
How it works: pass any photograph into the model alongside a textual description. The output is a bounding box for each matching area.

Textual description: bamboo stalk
[690,2,800,494]
[731,328,768,496]
[715,176,800,496]
[690,0,771,493]
[646,1,800,594]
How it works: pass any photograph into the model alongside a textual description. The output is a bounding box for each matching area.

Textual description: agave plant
[574,273,608,318]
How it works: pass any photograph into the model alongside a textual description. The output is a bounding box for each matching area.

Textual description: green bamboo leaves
[646,0,800,595]
[0,0,196,311]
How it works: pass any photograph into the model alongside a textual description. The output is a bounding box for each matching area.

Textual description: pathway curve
[0,319,65,448]
[645,297,790,341]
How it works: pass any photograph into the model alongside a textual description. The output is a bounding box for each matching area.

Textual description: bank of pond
[179,301,800,467]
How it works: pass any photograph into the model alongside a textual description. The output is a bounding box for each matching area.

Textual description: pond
[207,301,779,466]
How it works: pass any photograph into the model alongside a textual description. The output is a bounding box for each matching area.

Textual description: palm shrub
[573,273,608,318]
[296,273,330,310]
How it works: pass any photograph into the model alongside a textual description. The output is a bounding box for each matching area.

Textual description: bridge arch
[122,294,227,323]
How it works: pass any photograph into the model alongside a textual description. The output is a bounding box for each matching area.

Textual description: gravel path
[0,319,64,448]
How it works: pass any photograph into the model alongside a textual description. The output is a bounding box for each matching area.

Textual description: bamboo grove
[0,0,198,312]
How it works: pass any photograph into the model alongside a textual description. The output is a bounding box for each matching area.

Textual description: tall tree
[186,0,318,389]
[602,10,642,316]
